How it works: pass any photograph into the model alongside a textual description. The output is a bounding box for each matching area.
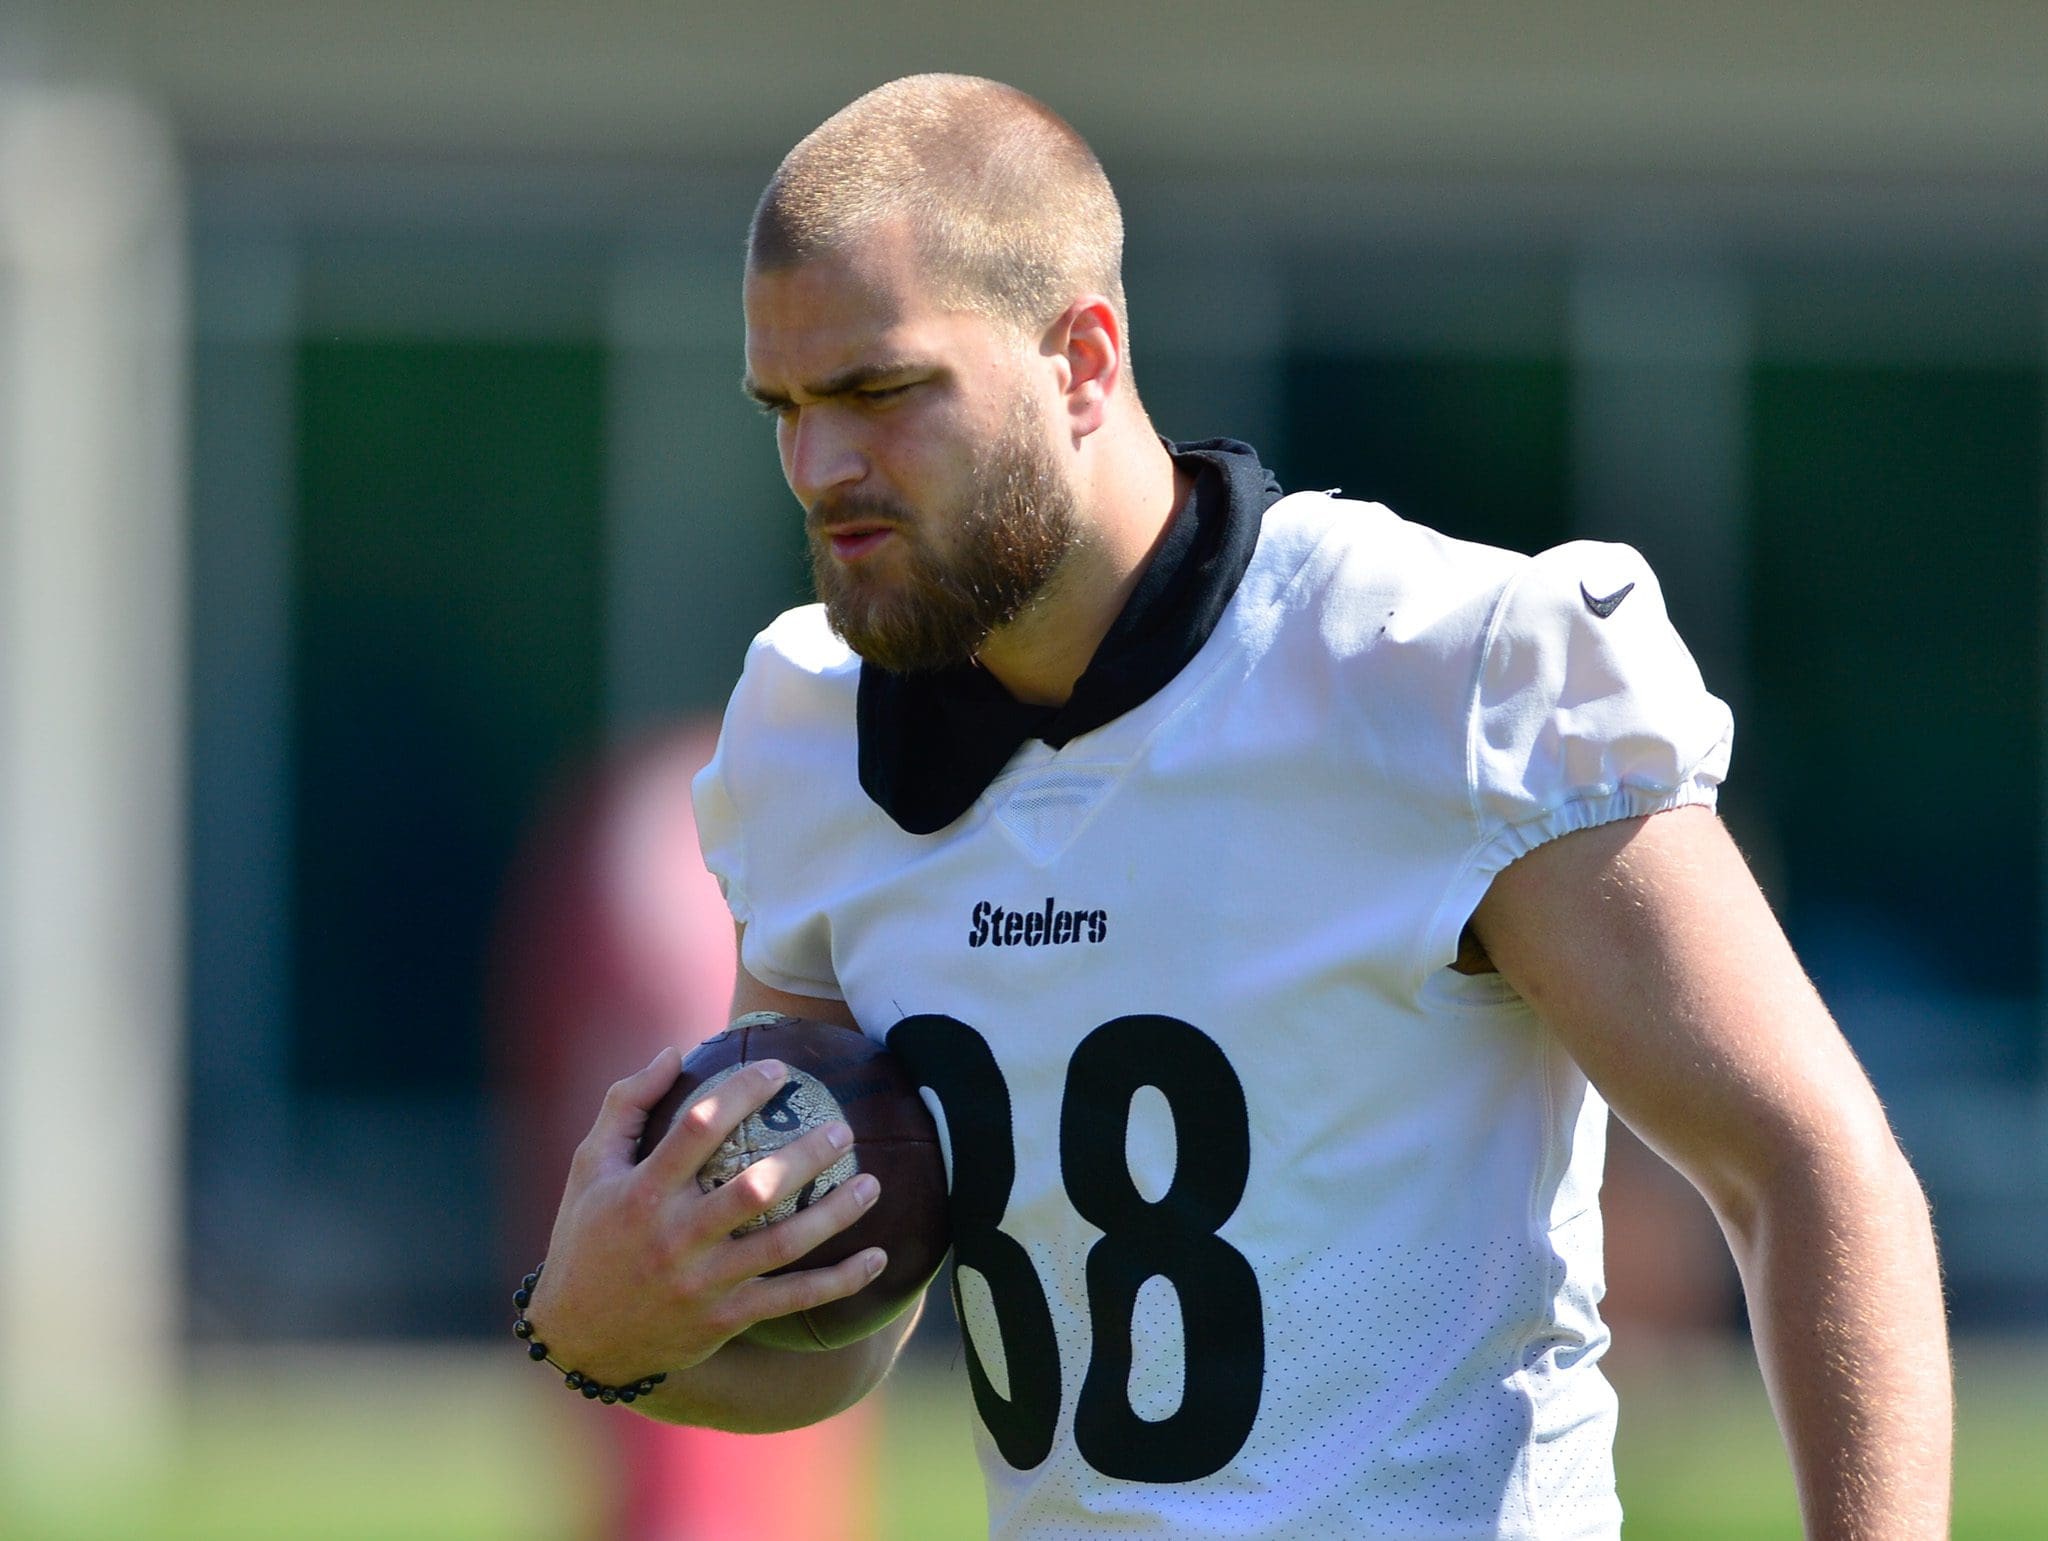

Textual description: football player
[526,75,1950,1539]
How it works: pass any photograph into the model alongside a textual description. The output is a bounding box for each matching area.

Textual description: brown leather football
[636,1012,950,1351]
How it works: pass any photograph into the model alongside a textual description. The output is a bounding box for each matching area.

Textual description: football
[636,1012,950,1351]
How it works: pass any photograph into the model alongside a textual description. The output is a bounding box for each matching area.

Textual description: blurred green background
[5,1342,2046,1538]
[3,4,2045,1536]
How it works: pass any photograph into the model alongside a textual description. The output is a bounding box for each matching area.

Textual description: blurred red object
[491,720,873,1541]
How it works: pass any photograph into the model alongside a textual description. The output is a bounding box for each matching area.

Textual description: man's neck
[973,435,1191,708]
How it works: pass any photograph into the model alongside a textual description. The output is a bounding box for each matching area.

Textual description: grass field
[4,1335,2041,1538]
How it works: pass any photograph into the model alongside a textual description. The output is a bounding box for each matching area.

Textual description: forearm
[630,1302,920,1433]
[1715,1140,1951,1539]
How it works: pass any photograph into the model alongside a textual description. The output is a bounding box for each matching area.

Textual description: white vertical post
[0,91,187,1469]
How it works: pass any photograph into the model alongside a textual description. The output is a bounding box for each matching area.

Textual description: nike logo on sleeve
[1580,581,1636,618]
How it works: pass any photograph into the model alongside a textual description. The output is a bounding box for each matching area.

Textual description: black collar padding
[856,439,1284,835]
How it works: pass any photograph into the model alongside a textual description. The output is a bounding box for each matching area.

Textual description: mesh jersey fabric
[692,491,1733,1539]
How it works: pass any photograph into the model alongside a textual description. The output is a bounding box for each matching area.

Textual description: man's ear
[1043,296,1123,440]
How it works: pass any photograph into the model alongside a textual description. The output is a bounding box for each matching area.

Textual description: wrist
[512,1262,670,1406]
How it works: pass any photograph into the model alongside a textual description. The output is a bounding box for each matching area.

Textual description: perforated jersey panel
[696,493,1729,1538]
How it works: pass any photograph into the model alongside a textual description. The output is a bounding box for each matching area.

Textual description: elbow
[1690,1105,1927,1258]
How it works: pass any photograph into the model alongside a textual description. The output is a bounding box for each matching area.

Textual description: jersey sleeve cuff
[1421,776,1723,980]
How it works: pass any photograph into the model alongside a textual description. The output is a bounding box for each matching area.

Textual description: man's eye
[857,383,912,405]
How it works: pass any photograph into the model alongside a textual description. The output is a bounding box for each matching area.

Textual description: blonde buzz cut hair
[750,74,1127,338]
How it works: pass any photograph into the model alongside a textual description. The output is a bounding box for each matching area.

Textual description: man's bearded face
[807,398,1079,674]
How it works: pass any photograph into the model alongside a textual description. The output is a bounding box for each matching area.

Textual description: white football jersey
[695,491,1733,1539]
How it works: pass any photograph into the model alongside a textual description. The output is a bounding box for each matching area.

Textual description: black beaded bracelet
[512,1263,669,1406]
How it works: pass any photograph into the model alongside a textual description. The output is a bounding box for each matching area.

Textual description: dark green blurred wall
[1749,359,2043,999]
[184,222,2048,1334]
[291,339,606,1093]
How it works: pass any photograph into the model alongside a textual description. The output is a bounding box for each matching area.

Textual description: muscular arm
[1469,806,1950,1539]
[525,929,920,1433]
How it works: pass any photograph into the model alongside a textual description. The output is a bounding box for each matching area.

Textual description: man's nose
[784,408,866,504]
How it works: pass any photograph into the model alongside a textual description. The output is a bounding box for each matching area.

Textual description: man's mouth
[820,523,897,562]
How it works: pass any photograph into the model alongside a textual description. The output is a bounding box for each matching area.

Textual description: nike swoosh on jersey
[1580,581,1635,618]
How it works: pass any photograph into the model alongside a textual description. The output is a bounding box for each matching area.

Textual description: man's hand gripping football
[521,1047,886,1386]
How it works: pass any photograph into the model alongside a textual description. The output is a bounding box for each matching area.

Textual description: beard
[807,404,1079,674]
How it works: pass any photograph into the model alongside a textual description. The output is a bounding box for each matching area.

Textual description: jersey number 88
[887,1012,1265,1484]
